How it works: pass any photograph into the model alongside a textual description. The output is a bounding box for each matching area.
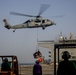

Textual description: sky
[0,0,76,63]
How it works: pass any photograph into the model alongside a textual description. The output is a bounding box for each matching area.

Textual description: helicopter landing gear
[13,29,16,32]
[42,26,45,30]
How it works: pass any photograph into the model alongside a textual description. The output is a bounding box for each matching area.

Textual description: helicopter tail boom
[3,19,12,29]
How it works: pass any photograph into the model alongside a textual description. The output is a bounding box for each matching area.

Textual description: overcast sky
[0,0,76,63]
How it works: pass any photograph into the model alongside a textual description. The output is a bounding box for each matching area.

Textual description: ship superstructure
[38,32,76,63]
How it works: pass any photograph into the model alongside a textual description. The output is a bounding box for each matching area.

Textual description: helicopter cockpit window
[42,20,45,23]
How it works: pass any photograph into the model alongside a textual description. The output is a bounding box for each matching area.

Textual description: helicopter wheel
[42,26,45,30]
[13,29,16,32]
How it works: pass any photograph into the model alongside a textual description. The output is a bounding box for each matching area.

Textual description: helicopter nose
[54,22,56,25]
[52,21,56,25]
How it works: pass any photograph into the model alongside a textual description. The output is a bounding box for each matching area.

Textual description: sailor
[1,58,11,71]
[57,51,76,75]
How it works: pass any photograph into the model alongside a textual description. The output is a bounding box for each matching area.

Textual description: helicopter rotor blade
[10,12,36,17]
[38,4,50,16]
[10,4,50,18]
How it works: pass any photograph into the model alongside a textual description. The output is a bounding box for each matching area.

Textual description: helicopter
[3,4,56,32]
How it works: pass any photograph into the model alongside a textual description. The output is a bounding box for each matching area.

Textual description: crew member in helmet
[1,58,11,71]
[57,51,76,75]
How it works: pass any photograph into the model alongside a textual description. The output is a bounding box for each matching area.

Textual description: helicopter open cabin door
[34,18,42,26]
[26,19,42,28]
[28,20,35,27]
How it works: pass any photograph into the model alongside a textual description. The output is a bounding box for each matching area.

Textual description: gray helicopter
[3,4,56,32]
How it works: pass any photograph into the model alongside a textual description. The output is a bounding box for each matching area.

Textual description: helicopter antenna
[38,4,50,16]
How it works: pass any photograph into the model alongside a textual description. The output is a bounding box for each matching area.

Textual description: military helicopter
[3,4,56,32]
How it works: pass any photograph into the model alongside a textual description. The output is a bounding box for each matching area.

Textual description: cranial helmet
[4,58,8,62]
[62,51,71,59]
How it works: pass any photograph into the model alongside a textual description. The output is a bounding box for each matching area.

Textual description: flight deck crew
[1,58,11,71]
[57,51,76,75]
[33,60,42,75]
